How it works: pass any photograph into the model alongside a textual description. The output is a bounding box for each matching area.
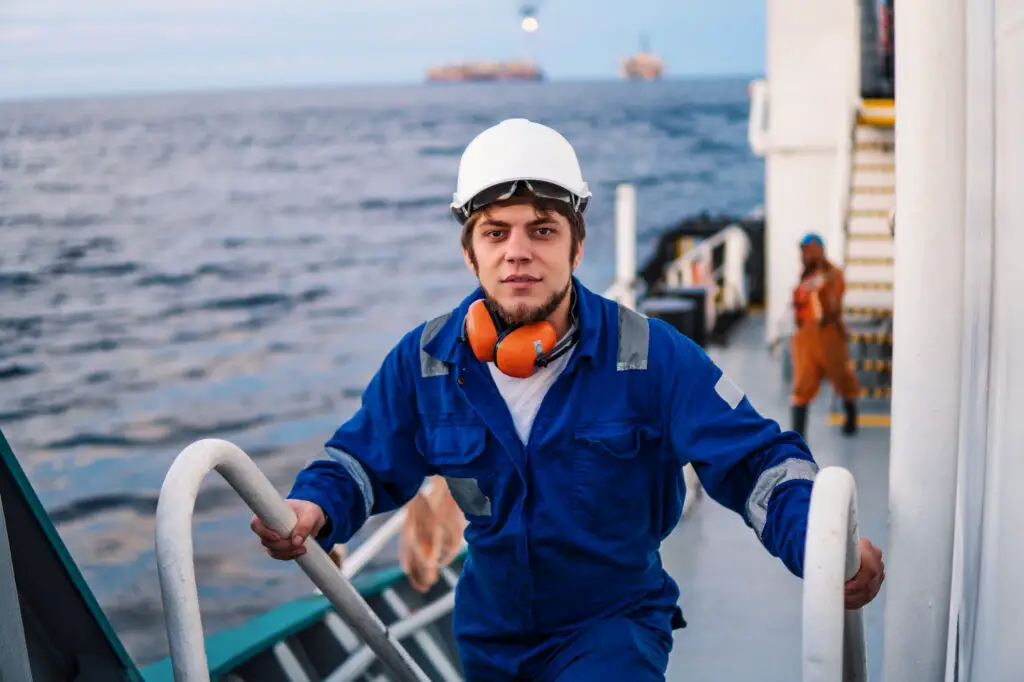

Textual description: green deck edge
[139,546,468,680]
[0,427,144,681]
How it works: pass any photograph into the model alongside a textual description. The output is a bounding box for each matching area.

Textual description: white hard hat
[451,118,591,223]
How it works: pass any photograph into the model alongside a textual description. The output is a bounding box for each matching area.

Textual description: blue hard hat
[800,233,824,247]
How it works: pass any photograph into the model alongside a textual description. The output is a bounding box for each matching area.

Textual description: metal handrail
[802,466,868,682]
[155,438,430,682]
[659,223,751,335]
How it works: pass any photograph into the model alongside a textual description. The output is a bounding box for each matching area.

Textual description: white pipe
[969,3,1024,679]
[155,438,430,682]
[882,0,966,678]
[948,0,996,678]
[802,466,867,682]
[614,183,637,310]
[747,79,770,156]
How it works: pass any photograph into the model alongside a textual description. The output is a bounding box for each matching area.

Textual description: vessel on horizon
[426,59,544,83]
[621,34,664,80]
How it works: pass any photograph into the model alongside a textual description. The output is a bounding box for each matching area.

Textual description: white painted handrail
[155,438,430,682]
[802,466,868,682]
[660,223,751,334]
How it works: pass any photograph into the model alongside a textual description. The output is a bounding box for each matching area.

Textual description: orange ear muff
[495,323,557,378]
[465,299,500,362]
[464,299,558,378]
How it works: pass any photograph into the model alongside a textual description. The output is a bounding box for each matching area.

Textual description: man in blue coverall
[251,118,885,681]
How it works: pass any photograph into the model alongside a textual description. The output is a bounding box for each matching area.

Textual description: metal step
[847,281,894,292]
[848,331,893,345]
[844,307,893,321]
[856,100,895,128]
[846,256,894,267]
[851,358,892,372]
[852,162,894,174]
[844,264,894,286]
[848,208,892,220]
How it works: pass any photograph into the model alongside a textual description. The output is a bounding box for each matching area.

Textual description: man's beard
[484,278,572,327]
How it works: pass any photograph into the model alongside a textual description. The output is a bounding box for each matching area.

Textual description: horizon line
[0,71,765,106]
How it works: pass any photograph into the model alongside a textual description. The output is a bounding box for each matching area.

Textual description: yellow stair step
[860,387,892,399]
[849,208,892,219]
[847,232,892,241]
[854,140,894,152]
[857,99,895,128]
[849,331,893,344]
[850,359,893,371]
[853,162,895,174]
[847,281,894,291]
[828,413,892,428]
[844,306,893,318]
[857,112,896,128]
[851,185,895,195]
[846,257,894,266]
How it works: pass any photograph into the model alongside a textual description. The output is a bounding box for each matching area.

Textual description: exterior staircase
[830,98,895,428]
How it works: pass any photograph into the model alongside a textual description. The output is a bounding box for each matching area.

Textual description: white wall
[760,0,861,343]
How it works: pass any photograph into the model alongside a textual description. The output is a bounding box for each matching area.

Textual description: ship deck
[662,312,889,682]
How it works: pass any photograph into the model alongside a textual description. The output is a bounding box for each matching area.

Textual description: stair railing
[802,466,868,682]
[155,438,431,682]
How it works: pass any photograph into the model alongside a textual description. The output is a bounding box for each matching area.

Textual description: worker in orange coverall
[791,233,860,438]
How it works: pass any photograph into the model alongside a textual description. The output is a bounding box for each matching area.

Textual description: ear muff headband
[465,299,573,379]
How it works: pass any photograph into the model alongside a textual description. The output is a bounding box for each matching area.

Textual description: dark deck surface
[664,313,890,681]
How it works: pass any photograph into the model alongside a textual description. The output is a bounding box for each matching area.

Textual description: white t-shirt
[487,325,576,445]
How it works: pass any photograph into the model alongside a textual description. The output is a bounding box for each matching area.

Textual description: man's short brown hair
[461,195,587,268]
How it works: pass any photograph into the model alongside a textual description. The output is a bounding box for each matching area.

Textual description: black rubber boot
[792,404,808,439]
[843,400,859,436]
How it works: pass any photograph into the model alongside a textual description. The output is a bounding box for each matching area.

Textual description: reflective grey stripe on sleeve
[324,446,375,519]
[616,304,649,371]
[745,457,819,542]
[420,312,451,378]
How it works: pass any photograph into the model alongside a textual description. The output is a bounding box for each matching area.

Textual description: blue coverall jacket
[288,277,819,679]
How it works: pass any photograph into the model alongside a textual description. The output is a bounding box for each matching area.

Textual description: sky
[0,0,765,100]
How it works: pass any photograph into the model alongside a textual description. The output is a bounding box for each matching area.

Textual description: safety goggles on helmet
[451,178,590,225]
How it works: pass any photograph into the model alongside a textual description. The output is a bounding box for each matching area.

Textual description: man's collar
[422,275,602,368]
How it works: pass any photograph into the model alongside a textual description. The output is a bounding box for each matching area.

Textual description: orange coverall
[791,262,861,406]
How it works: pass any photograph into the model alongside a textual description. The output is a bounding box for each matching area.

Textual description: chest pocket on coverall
[570,421,659,536]
[421,423,493,518]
